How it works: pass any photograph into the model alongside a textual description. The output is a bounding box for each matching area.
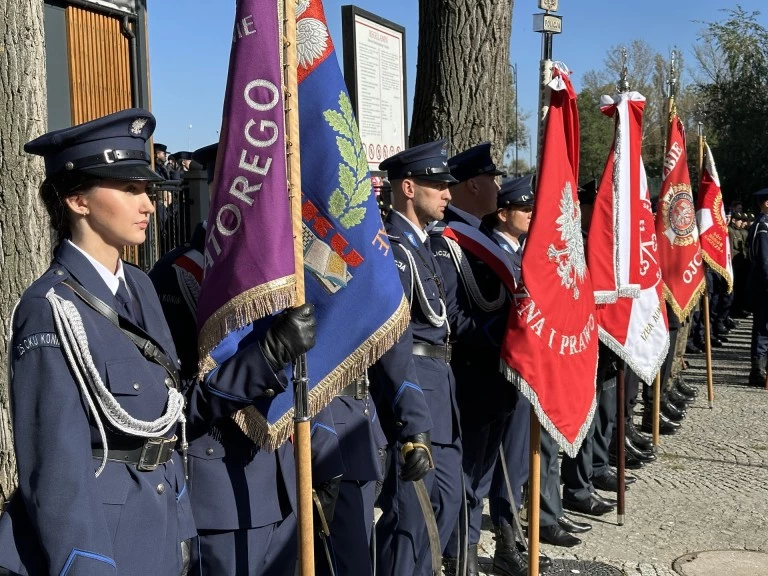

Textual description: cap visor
[421,173,459,184]
[79,163,164,182]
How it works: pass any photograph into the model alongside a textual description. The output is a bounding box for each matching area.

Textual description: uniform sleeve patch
[14,332,60,359]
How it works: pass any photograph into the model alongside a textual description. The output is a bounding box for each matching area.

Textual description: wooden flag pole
[702,293,715,407]
[527,16,557,576]
[616,361,626,525]
[698,125,716,408]
[284,1,314,573]
[528,410,541,576]
[652,372,661,447]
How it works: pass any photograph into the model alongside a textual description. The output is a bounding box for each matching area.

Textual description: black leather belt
[338,377,368,400]
[413,342,452,363]
[93,435,177,471]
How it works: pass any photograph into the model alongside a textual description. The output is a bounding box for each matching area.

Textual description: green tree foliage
[695,6,768,203]
[577,85,614,184]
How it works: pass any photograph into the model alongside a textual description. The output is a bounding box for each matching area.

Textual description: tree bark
[0,0,50,511]
[410,0,513,163]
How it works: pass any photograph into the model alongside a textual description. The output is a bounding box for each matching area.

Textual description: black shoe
[592,492,617,507]
[711,337,723,348]
[749,357,767,387]
[662,399,686,422]
[641,411,681,435]
[725,318,738,329]
[714,321,730,335]
[715,333,729,342]
[627,420,654,451]
[668,388,694,409]
[625,436,657,463]
[609,447,646,470]
[558,515,592,534]
[539,524,581,547]
[685,342,703,354]
[562,493,615,516]
[675,376,698,398]
[592,470,630,492]
[492,525,529,576]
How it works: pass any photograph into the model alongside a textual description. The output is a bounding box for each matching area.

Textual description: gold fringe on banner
[233,295,411,451]
[701,253,733,294]
[197,275,297,375]
[663,278,705,324]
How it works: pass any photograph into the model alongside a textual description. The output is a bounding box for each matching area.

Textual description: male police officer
[149,143,344,576]
[487,176,555,570]
[375,140,462,576]
[747,189,768,386]
[153,142,170,180]
[427,143,527,575]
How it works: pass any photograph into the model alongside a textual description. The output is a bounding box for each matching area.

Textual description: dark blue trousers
[489,395,530,527]
[375,440,462,576]
[444,412,508,554]
[192,517,297,576]
[752,298,768,358]
[317,480,377,576]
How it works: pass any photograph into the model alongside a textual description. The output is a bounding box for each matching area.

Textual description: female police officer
[0,109,197,575]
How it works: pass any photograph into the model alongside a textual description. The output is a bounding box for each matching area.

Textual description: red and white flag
[596,163,670,384]
[502,66,597,457]
[657,115,705,321]
[587,92,645,303]
[588,90,669,384]
[696,143,733,292]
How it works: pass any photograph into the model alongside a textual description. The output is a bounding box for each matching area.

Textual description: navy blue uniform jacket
[148,229,343,531]
[431,207,517,422]
[0,242,197,576]
[378,211,459,445]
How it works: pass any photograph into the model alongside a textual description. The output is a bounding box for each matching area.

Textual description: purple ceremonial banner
[197,0,295,372]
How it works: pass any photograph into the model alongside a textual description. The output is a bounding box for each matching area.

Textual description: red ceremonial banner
[588,92,645,303]
[589,90,669,384]
[501,66,598,457]
[696,142,733,292]
[656,115,705,321]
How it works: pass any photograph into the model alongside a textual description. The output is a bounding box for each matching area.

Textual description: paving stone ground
[472,317,768,575]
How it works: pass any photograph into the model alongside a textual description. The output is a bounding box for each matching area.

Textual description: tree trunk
[0,0,50,511]
[410,0,513,163]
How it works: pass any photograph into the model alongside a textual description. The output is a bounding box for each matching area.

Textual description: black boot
[675,375,698,398]
[668,388,694,409]
[492,525,528,576]
[467,544,479,576]
[749,357,767,387]
[627,419,653,451]
[624,436,656,463]
[661,399,686,422]
[641,409,680,435]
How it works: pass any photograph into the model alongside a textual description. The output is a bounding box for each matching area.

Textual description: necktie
[115,279,138,325]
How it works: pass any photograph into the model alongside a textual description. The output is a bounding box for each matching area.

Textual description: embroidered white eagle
[296,0,329,70]
[547,182,587,300]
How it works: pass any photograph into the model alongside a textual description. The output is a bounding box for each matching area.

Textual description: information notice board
[341,6,408,171]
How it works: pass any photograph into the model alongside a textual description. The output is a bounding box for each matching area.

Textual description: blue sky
[148,0,767,154]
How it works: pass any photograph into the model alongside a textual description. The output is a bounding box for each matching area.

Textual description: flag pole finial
[617,47,630,93]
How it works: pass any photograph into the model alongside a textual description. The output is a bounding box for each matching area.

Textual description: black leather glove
[313,475,341,532]
[260,303,317,371]
[400,431,433,482]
